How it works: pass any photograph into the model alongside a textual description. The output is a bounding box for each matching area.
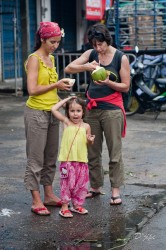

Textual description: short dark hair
[87,23,112,46]
[65,97,86,119]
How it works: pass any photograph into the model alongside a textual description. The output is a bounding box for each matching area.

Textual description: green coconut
[91,66,107,81]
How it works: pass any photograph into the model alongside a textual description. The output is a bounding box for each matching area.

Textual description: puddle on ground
[1,192,165,250]
[51,193,165,249]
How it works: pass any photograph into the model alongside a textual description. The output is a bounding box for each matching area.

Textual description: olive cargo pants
[85,109,124,189]
[24,106,59,191]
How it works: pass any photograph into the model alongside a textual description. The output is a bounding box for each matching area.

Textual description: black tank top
[88,49,124,109]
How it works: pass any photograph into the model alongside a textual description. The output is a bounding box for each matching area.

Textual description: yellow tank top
[58,126,88,163]
[25,53,59,111]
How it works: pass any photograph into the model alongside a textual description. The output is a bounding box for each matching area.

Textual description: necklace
[99,47,114,65]
[99,54,112,65]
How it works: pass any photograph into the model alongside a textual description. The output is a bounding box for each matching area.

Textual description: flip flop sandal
[70,207,88,214]
[31,207,51,216]
[86,190,105,198]
[110,196,122,205]
[44,200,62,207]
[59,209,73,218]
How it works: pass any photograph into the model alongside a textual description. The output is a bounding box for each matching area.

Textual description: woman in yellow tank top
[51,96,95,218]
[24,22,74,216]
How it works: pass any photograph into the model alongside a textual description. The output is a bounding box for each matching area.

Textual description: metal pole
[153,0,157,47]
[114,0,119,49]
[134,0,138,47]
[13,9,18,96]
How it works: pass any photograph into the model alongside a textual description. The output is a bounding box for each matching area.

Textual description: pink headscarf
[38,22,61,39]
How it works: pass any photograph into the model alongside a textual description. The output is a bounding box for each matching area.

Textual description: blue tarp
[137,54,166,88]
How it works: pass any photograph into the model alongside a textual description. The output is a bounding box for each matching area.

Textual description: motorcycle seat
[155,78,166,86]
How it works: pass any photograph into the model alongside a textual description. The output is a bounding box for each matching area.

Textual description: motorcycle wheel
[125,95,140,116]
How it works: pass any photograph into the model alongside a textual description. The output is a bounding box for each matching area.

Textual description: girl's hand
[87,134,95,144]
[62,95,77,108]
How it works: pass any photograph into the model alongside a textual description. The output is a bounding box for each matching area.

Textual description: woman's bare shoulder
[25,53,39,70]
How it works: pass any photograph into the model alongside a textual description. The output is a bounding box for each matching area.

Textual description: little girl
[51,96,95,218]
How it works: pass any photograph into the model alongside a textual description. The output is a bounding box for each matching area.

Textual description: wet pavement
[123,206,166,250]
[0,94,166,250]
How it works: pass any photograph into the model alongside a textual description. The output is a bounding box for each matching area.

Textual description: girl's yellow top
[25,53,59,111]
[58,126,88,163]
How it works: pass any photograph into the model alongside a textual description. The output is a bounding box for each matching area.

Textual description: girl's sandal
[59,209,73,218]
[70,206,88,214]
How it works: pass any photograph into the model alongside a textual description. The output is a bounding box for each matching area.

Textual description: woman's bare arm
[26,56,73,96]
[65,49,99,74]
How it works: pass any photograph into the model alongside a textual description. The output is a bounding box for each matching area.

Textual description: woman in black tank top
[65,23,130,205]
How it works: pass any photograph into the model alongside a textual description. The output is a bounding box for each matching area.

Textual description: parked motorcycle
[126,47,166,119]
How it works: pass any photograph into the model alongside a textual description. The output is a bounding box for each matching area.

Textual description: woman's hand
[93,76,110,86]
[64,49,100,74]
[89,60,99,72]
[80,60,99,73]
[55,78,74,91]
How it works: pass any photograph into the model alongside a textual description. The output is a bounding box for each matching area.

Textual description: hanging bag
[60,124,81,178]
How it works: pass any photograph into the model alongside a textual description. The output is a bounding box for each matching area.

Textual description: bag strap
[66,124,81,162]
